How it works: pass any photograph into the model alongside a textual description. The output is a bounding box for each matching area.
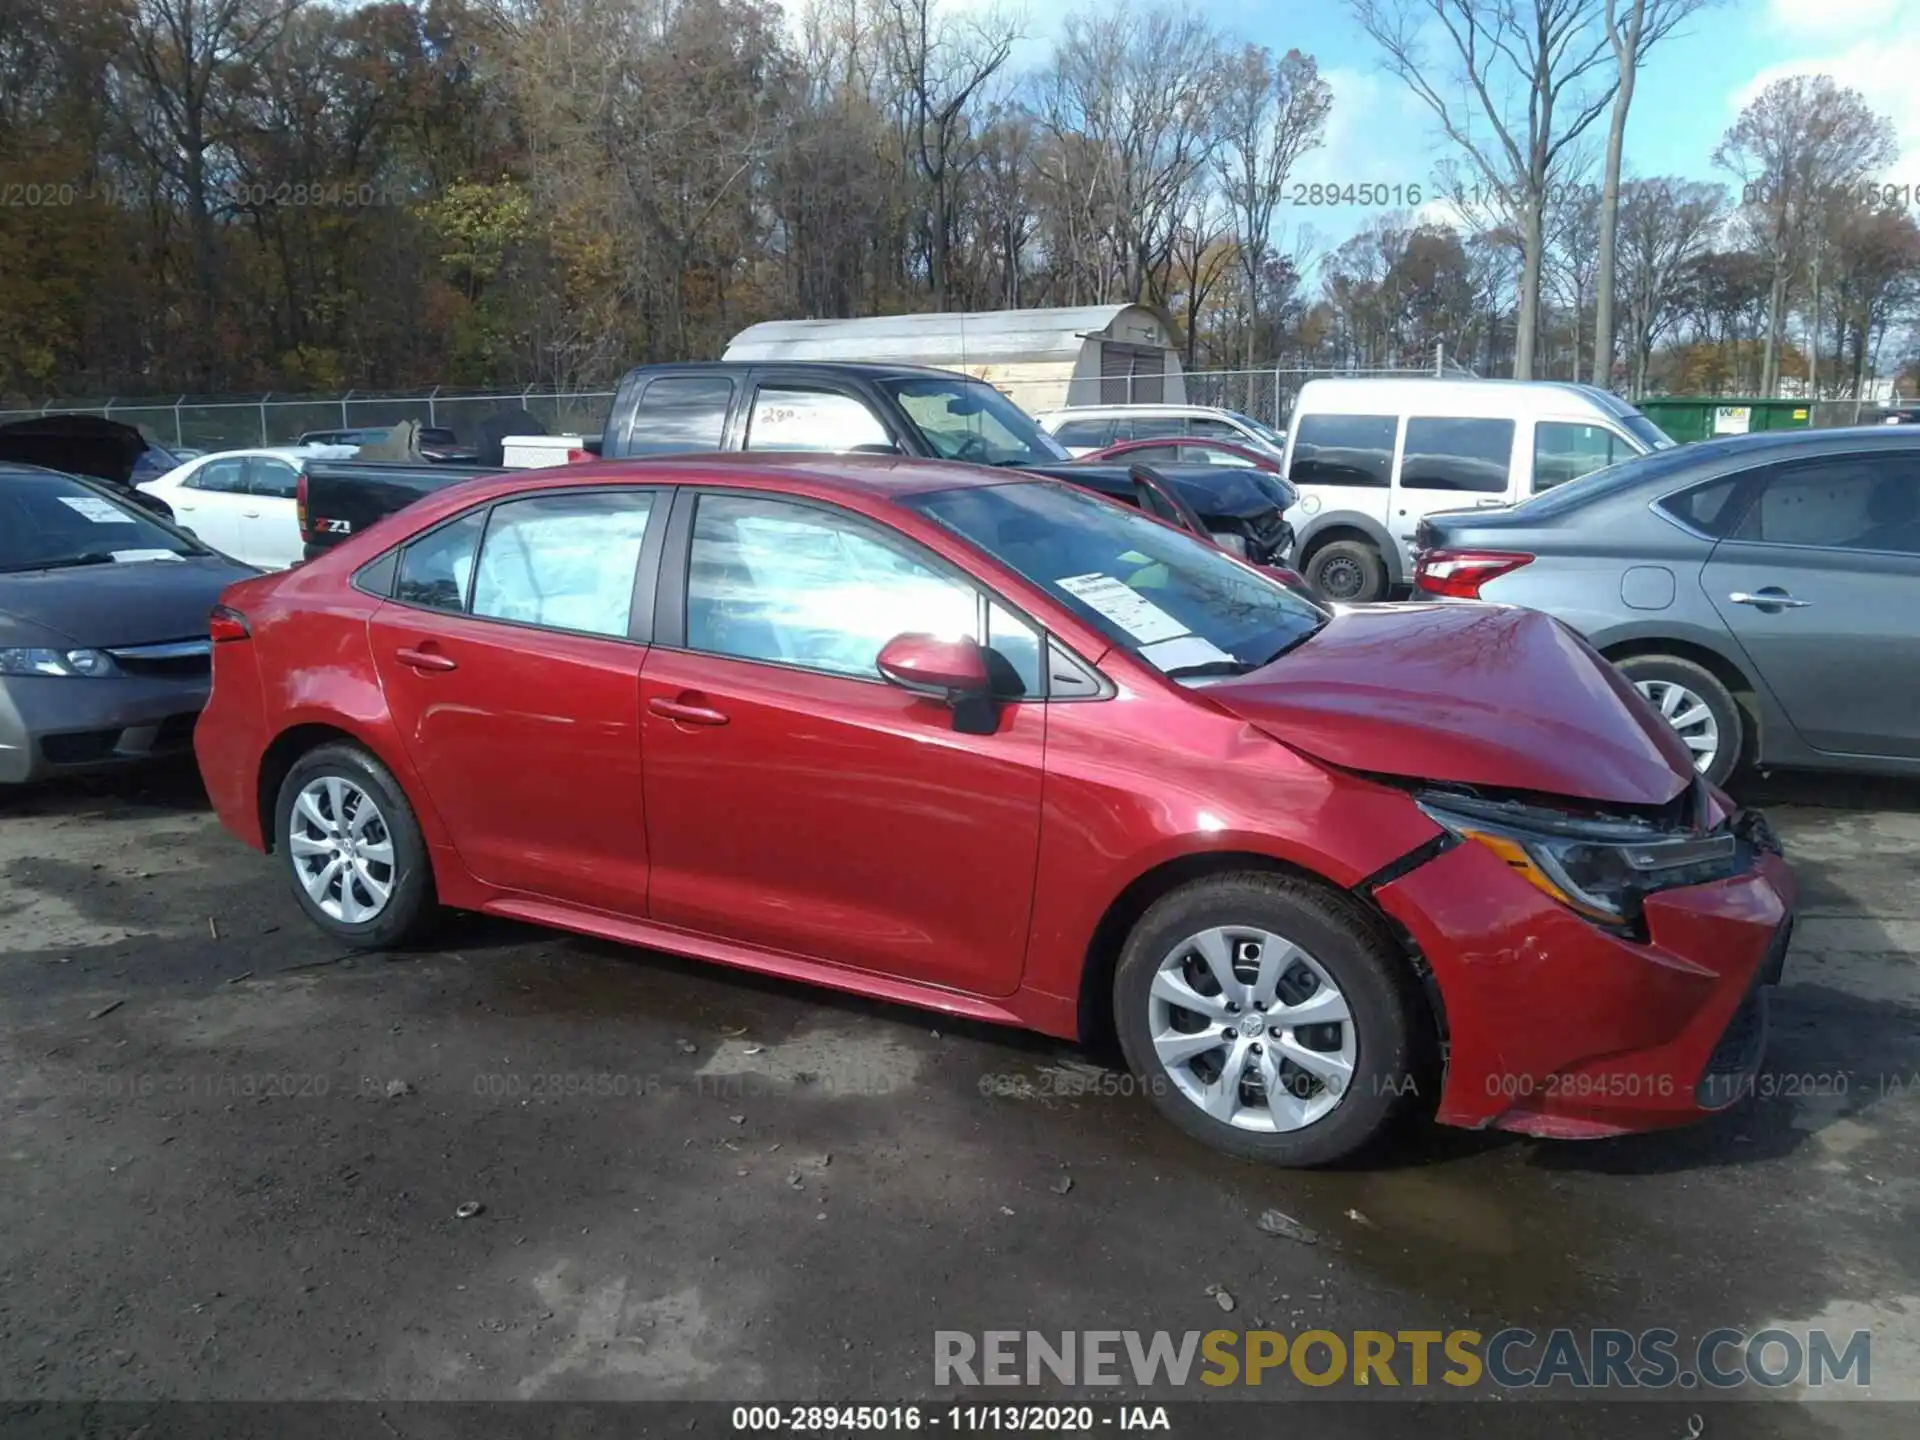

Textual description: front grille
[40,729,119,765]
[105,638,212,679]
[1694,920,1790,1110]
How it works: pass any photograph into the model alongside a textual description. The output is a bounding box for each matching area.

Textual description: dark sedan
[0,464,258,784]
[1411,427,1920,784]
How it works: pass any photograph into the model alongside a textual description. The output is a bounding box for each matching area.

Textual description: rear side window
[247,458,300,499]
[624,376,733,456]
[187,458,248,494]
[1052,419,1112,448]
[1289,414,1395,488]
[395,510,486,613]
[1127,415,1186,440]
[470,491,656,637]
[744,387,891,452]
[1533,422,1625,491]
[1400,417,1514,493]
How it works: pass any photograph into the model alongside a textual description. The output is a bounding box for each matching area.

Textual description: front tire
[1304,539,1388,603]
[274,742,437,948]
[1614,654,1744,787]
[1113,873,1421,1166]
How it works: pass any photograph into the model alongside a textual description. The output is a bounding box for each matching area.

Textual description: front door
[367,487,666,911]
[1703,451,1920,759]
[241,456,303,569]
[1390,416,1520,567]
[639,489,1047,997]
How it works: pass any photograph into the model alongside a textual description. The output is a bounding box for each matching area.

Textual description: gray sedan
[1,464,257,785]
[1411,427,1920,785]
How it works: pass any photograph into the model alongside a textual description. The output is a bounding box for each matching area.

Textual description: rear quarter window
[1653,475,1754,537]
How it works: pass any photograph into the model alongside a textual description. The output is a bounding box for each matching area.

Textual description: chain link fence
[0,364,1482,454]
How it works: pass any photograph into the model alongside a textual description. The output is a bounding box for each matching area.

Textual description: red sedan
[195,455,1796,1165]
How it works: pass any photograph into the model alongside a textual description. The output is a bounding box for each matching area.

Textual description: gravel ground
[1,764,1916,1438]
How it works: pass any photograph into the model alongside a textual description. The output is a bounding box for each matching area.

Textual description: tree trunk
[1515,197,1545,380]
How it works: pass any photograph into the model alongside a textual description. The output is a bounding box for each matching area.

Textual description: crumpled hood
[1200,601,1698,806]
[0,555,257,648]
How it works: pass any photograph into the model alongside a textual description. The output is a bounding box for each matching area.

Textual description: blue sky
[981,0,1920,255]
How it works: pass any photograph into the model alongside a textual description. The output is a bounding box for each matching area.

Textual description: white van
[1281,378,1677,602]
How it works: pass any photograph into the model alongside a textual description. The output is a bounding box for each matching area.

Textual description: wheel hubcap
[289,776,395,924]
[1147,926,1356,1133]
[1633,679,1720,772]
[1316,557,1364,600]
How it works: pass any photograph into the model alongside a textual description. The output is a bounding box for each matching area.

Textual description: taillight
[566,448,592,463]
[1414,548,1534,599]
[209,604,251,643]
[295,470,310,539]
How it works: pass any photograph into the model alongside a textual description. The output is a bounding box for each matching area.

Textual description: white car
[137,445,350,570]
[1033,404,1289,459]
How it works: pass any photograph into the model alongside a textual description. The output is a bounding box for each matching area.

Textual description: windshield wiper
[3,552,124,573]
[1162,659,1260,679]
[1246,621,1328,669]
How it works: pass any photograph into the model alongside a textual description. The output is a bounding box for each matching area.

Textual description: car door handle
[1729,590,1812,609]
[394,646,457,672]
[649,696,730,726]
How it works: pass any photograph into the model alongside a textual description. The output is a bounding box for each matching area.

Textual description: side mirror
[877,632,990,698]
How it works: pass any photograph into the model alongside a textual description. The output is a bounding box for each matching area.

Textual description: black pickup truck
[296,362,1296,563]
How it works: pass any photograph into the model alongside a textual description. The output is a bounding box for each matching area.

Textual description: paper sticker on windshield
[1139,634,1236,672]
[1056,573,1188,644]
[111,548,183,563]
[59,496,136,524]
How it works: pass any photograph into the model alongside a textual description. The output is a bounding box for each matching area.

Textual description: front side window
[1052,419,1113,449]
[247,458,300,499]
[1181,442,1257,468]
[1533,422,1623,492]
[1289,414,1396,489]
[470,491,656,637]
[685,494,978,679]
[1128,416,1187,441]
[744,387,891,453]
[881,377,1071,464]
[1399,417,1515,493]
[1731,456,1920,555]
[908,480,1326,681]
[1187,417,1241,441]
[187,458,249,493]
[626,376,733,456]
[395,510,485,613]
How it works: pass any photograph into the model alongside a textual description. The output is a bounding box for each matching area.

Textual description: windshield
[881,378,1071,466]
[0,471,208,573]
[906,480,1327,680]
[1230,413,1289,450]
[1621,411,1677,451]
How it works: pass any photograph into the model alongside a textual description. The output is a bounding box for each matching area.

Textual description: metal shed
[721,305,1185,414]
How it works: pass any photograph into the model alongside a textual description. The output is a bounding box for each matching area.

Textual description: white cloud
[1764,0,1901,34]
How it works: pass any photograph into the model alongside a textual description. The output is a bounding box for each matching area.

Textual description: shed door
[1099,344,1166,404]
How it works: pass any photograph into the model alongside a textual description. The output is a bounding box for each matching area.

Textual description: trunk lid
[1201,601,1697,806]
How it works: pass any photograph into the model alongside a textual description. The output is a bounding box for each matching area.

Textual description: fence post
[174,397,184,447]
[428,386,440,428]
[341,389,353,430]
[259,393,272,446]
[1435,342,1444,377]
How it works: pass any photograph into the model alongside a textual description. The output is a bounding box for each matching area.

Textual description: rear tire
[1614,654,1744,787]
[1304,539,1388,603]
[1113,873,1422,1167]
[273,742,437,949]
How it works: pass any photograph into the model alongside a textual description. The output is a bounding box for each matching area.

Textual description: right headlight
[1416,791,1739,928]
[0,647,120,678]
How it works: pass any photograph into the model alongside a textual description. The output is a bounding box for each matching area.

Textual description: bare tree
[1349,0,1618,379]
[117,0,306,386]
[1590,0,1710,388]
[877,0,1018,310]
[1616,177,1724,396]
[1212,44,1331,367]
[1714,75,1897,395]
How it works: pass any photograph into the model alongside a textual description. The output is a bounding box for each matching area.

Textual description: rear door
[366,486,668,911]
[240,457,303,569]
[171,456,251,555]
[1390,416,1518,569]
[1702,450,1920,759]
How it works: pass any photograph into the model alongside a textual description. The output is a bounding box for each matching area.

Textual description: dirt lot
[2,763,1917,1436]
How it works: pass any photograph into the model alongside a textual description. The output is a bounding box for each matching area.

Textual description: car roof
[1039,404,1240,419]
[513,451,1042,502]
[1290,376,1647,419]
[628,360,974,383]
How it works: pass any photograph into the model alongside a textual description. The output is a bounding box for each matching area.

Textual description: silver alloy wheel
[1634,678,1720,772]
[288,776,396,924]
[1147,926,1356,1133]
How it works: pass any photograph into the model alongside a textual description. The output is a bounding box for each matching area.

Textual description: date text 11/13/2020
[730,1406,1172,1432]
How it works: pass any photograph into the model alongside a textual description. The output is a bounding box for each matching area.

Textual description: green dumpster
[1637,398,1814,444]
